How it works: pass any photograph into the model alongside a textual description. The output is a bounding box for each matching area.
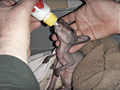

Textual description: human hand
[52,0,119,53]
[0,0,40,63]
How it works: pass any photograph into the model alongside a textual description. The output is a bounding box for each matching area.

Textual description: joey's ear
[76,35,90,44]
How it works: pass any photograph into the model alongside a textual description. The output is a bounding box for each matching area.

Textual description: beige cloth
[73,37,120,90]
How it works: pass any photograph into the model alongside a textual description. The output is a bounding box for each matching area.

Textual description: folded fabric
[28,50,56,90]
[73,37,120,90]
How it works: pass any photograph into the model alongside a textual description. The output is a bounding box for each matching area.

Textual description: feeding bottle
[32,0,58,27]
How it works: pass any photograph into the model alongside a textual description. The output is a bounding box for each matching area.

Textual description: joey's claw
[53,69,59,77]
[42,59,49,64]
[42,56,51,64]
[42,54,56,64]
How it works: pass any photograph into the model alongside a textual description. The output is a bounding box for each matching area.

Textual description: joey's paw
[53,69,59,77]
[42,59,48,64]
[42,57,50,64]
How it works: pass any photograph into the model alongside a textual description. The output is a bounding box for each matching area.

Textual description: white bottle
[32,0,58,27]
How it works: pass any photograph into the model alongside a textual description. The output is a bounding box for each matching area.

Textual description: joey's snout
[54,19,71,32]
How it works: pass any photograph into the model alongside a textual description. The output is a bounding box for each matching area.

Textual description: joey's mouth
[54,23,61,32]
[55,19,69,31]
[57,19,68,27]
[54,18,75,33]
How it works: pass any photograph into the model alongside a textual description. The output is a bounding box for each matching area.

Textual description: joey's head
[54,19,77,43]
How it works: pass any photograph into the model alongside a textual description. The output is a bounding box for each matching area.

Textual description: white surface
[29,50,63,90]
[28,50,56,90]
[28,50,55,81]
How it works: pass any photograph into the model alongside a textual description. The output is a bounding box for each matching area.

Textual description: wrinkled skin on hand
[52,0,119,53]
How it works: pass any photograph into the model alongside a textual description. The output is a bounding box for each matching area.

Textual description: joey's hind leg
[47,62,61,90]
[47,75,57,90]
[54,53,75,77]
